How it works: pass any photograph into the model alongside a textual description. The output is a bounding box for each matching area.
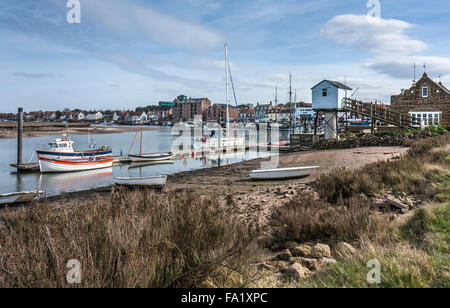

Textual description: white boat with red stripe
[38,156,114,173]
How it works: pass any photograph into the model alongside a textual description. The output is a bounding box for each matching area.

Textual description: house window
[322,89,328,97]
[409,111,441,127]
[422,86,429,98]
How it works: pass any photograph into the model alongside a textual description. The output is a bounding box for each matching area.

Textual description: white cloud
[81,0,223,50]
[320,14,427,54]
[365,56,450,79]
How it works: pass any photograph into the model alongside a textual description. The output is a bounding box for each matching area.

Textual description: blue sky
[1,0,450,112]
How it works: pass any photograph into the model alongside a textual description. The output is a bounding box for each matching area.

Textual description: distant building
[172,95,211,122]
[124,111,148,124]
[311,80,352,110]
[85,112,103,121]
[75,112,85,121]
[255,102,273,123]
[390,73,449,126]
[159,101,177,108]
[296,102,314,120]
[207,104,239,123]
[238,107,255,122]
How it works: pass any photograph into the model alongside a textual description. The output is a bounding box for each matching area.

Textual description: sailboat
[194,43,245,150]
[128,121,174,162]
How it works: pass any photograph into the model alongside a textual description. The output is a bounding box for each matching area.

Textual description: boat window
[60,143,67,148]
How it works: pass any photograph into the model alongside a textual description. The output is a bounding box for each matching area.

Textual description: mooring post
[17,106,23,165]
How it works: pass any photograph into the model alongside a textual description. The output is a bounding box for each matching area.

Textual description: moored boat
[36,135,112,160]
[114,175,167,188]
[129,152,174,162]
[38,157,114,173]
[0,190,44,205]
[249,166,319,180]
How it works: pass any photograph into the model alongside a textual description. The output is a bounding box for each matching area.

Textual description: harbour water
[0,127,282,196]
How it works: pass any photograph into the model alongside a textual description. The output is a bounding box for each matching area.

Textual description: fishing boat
[38,156,114,173]
[249,166,319,180]
[128,121,174,162]
[0,190,44,205]
[36,135,112,160]
[114,175,167,188]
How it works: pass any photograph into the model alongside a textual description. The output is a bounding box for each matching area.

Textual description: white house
[311,80,352,110]
[124,111,148,124]
[75,112,85,121]
[85,112,103,121]
[112,112,121,122]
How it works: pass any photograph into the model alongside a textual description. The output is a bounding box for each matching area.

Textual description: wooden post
[370,104,375,134]
[17,107,23,165]
[314,112,319,136]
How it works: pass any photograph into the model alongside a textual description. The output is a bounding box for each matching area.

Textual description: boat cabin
[48,138,75,153]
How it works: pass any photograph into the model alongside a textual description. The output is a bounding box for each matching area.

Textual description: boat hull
[36,149,112,160]
[39,157,114,173]
[114,175,167,187]
[0,191,43,205]
[129,153,174,162]
[250,166,319,180]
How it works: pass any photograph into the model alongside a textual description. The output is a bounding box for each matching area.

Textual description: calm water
[0,127,280,196]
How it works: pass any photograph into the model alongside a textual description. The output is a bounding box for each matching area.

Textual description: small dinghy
[39,157,114,173]
[114,175,167,188]
[129,152,174,162]
[0,191,44,205]
[250,166,319,180]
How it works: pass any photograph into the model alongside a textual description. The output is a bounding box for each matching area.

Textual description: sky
[1,0,450,112]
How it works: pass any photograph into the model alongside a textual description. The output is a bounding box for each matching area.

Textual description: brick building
[390,73,449,126]
[172,95,211,122]
[207,104,239,123]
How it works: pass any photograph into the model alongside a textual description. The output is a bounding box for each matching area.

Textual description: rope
[28,151,36,163]
[127,130,139,154]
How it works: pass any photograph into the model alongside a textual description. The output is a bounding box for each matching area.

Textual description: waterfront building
[390,73,450,126]
[207,104,239,123]
[311,80,352,110]
[255,102,273,122]
[172,95,211,122]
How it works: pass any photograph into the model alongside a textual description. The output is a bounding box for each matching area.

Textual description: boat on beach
[36,135,112,160]
[38,156,114,173]
[0,190,44,205]
[114,175,167,188]
[249,166,319,180]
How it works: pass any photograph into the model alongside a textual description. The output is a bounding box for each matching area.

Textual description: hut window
[322,88,328,97]
[422,86,429,98]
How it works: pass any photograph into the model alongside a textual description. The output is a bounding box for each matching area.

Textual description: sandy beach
[0,123,163,139]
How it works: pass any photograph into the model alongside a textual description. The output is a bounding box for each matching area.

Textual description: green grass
[300,203,450,288]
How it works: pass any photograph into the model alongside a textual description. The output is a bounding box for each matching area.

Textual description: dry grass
[314,133,450,203]
[270,195,388,244]
[0,190,259,288]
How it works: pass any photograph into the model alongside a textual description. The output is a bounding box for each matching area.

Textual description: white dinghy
[114,175,167,188]
[0,191,44,205]
[250,166,319,180]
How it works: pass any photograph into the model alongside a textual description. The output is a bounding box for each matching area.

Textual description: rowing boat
[128,152,174,162]
[249,166,319,180]
[114,175,167,187]
[0,191,44,205]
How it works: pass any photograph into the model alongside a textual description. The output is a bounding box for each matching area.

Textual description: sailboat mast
[225,43,230,137]
[289,73,293,134]
[140,120,143,155]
